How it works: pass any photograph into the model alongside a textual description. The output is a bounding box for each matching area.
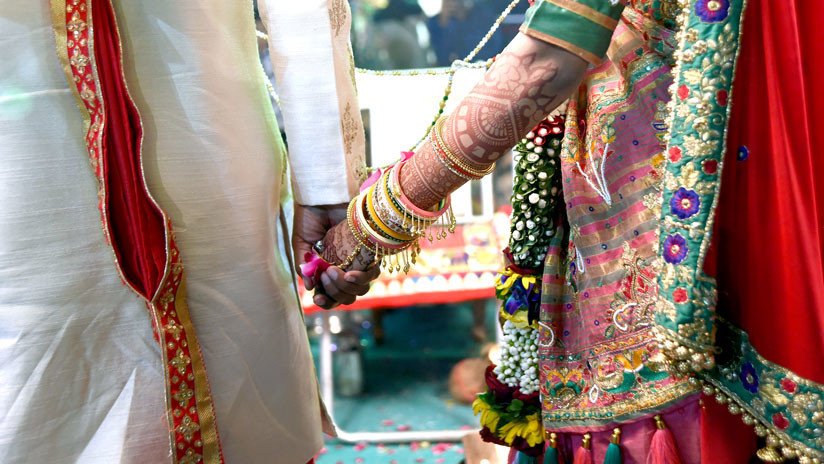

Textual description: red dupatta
[702,0,824,461]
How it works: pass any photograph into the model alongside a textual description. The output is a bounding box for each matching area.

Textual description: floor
[308,302,497,464]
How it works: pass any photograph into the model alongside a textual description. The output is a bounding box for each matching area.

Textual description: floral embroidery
[662,234,688,264]
[701,321,824,458]
[702,159,718,174]
[670,187,701,219]
[655,0,747,376]
[672,287,688,303]
[739,362,759,393]
[677,84,690,100]
[694,0,730,22]
[545,368,586,401]
[668,146,682,162]
[772,412,790,430]
[716,89,728,106]
[781,378,798,394]
[607,243,657,336]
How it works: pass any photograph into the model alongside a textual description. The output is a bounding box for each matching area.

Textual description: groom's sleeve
[260,0,366,206]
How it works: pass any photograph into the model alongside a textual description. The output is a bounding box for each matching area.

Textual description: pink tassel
[646,415,682,464]
[573,433,593,464]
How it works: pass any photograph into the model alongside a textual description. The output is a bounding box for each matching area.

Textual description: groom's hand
[292,203,379,309]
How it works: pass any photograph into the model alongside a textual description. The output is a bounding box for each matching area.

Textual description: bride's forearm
[316,34,588,270]
[399,33,588,210]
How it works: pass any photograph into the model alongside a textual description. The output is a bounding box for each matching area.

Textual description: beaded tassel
[515,451,539,464]
[543,432,560,464]
[603,429,622,464]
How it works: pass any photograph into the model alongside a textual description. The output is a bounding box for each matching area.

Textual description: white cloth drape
[0,1,362,462]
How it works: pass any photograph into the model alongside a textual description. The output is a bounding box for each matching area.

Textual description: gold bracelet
[366,184,415,242]
[432,116,496,179]
[338,244,363,270]
[347,196,373,251]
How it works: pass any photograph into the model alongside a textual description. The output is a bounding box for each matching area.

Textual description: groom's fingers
[334,267,375,296]
[343,266,380,288]
[319,270,358,305]
[313,292,339,310]
[319,268,369,305]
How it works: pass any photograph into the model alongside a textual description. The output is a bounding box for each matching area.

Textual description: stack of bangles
[327,159,458,273]
[312,115,496,274]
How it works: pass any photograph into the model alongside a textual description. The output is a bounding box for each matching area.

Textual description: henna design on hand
[321,218,376,272]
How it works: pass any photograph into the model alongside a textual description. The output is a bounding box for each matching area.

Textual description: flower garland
[474,110,567,456]
[509,114,566,270]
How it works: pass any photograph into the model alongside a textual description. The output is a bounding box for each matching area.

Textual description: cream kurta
[0,1,363,463]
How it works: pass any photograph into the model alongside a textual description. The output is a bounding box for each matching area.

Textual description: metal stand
[318,310,482,443]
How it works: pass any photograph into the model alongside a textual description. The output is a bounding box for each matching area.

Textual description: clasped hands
[292,203,379,310]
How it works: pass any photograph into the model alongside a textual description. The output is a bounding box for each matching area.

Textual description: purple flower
[504,281,541,320]
[739,362,759,393]
[663,234,689,264]
[695,0,730,23]
[670,187,701,219]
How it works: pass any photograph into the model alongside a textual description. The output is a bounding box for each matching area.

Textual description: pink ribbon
[360,167,383,192]
[359,152,415,192]
[299,251,330,283]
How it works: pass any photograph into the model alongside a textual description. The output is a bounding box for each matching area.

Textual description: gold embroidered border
[546,0,619,30]
[519,25,602,65]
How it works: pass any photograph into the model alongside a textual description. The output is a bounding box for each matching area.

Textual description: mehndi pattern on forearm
[445,49,561,165]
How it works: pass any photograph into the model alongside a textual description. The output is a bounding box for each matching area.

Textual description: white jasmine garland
[494,321,540,394]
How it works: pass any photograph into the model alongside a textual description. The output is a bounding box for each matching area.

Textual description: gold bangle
[347,197,372,251]
[366,185,415,242]
[432,116,496,179]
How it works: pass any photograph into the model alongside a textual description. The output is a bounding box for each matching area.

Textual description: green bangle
[521,0,624,64]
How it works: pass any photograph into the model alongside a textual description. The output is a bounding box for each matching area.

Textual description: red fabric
[700,398,755,464]
[703,0,824,461]
[92,0,167,300]
[710,0,824,383]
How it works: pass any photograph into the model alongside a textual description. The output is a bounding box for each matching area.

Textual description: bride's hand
[293,203,379,309]
[311,219,379,309]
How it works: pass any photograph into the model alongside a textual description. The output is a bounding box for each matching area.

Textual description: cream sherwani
[0,1,364,463]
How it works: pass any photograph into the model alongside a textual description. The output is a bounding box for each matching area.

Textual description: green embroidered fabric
[654,0,746,374]
[702,321,824,458]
